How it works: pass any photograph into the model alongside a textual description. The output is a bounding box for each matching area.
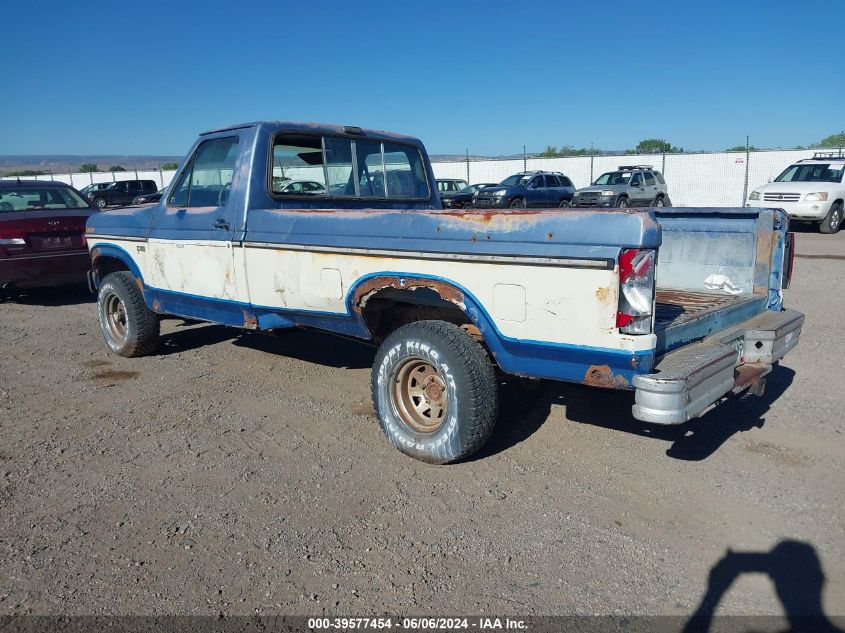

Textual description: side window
[529,176,543,188]
[560,176,573,187]
[630,173,642,187]
[169,136,239,207]
[544,175,560,187]
[644,172,656,186]
[271,133,326,195]
[653,171,666,185]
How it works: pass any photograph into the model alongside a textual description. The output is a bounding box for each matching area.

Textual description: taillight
[782,232,795,289]
[616,248,655,335]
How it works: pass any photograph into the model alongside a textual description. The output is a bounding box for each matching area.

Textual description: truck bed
[654,289,768,353]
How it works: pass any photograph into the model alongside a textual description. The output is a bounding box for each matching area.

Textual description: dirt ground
[0,228,843,621]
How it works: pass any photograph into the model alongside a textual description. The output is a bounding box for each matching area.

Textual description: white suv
[746,152,845,234]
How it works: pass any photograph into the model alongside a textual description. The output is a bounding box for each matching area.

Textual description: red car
[0,180,97,290]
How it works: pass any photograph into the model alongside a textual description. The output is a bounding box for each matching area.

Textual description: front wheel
[616,196,629,208]
[371,320,498,464]
[820,202,843,234]
[509,198,525,209]
[93,197,107,209]
[97,271,160,357]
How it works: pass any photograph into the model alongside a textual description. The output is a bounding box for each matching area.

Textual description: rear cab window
[270,131,430,201]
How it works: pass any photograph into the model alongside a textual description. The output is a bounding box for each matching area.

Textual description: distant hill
[0,155,183,175]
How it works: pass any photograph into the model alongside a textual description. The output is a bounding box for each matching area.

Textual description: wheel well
[92,254,130,279]
[356,285,478,344]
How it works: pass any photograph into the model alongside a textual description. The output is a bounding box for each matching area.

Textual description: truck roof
[200,121,423,144]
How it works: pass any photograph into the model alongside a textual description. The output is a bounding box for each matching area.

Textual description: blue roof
[200,121,422,144]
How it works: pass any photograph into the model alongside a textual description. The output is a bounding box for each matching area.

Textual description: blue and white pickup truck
[85,121,804,464]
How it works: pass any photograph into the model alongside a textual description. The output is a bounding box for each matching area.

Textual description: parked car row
[79,179,159,208]
[436,164,670,211]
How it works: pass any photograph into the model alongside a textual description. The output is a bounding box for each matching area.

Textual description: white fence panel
[1,148,838,207]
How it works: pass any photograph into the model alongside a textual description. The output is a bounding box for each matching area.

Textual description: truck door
[629,172,646,205]
[644,171,658,204]
[526,175,548,207]
[146,134,244,323]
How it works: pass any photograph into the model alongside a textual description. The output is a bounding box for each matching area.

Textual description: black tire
[820,202,843,234]
[371,320,498,464]
[653,195,666,207]
[616,196,629,208]
[509,198,525,209]
[97,271,160,357]
[93,197,107,209]
[558,199,571,208]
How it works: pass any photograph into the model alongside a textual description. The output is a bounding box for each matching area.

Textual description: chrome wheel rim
[392,357,449,433]
[104,292,128,343]
[655,198,665,207]
[833,207,843,230]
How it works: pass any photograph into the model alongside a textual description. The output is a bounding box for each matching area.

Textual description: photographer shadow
[684,540,844,633]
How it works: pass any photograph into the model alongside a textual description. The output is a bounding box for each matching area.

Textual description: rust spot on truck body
[353,276,465,312]
[243,311,258,329]
[583,364,629,389]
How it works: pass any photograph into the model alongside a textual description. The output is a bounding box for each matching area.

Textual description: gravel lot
[1,229,843,621]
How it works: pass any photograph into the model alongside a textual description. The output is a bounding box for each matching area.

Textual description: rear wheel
[558,199,571,208]
[509,198,525,209]
[820,202,843,234]
[371,320,498,464]
[653,195,666,207]
[97,271,160,357]
[616,196,629,208]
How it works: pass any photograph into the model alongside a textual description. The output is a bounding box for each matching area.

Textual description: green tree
[539,145,558,158]
[107,165,126,172]
[635,138,677,154]
[726,145,757,152]
[161,162,179,170]
[819,132,845,148]
[79,163,99,173]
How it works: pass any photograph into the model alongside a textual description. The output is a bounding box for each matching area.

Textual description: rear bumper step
[631,309,804,424]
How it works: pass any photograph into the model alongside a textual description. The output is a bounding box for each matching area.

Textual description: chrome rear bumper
[632,309,804,424]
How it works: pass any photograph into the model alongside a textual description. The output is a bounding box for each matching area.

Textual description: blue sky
[1,0,843,156]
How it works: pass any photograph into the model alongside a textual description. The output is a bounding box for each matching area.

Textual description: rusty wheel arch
[351,275,483,344]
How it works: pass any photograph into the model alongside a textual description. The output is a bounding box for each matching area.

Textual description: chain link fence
[431,148,839,207]
[2,147,840,207]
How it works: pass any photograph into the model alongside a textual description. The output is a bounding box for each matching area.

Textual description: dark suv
[88,180,158,208]
[473,171,575,208]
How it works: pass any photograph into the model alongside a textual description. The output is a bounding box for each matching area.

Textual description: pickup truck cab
[85,121,804,464]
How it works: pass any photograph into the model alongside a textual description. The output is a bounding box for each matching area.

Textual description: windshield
[775,163,844,183]
[593,172,631,186]
[499,175,531,187]
[0,186,91,212]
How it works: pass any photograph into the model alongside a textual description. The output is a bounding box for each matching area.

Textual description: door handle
[213,218,230,231]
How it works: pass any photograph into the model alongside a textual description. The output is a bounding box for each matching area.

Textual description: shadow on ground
[684,539,844,633]
[475,364,795,462]
[1,283,92,306]
[148,320,796,463]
